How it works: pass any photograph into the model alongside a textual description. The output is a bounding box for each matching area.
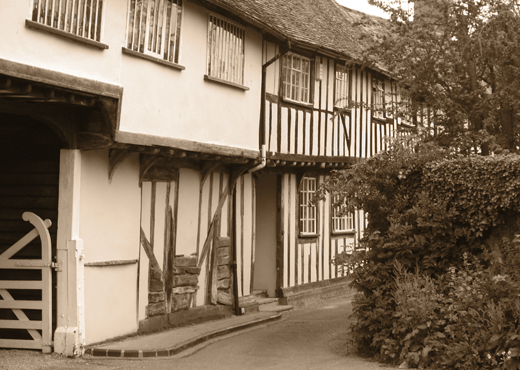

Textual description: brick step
[256,297,279,305]
[251,289,268,299]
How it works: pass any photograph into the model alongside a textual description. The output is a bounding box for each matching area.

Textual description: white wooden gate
[0,212,54,353]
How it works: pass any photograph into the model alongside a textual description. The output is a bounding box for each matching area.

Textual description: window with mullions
[207,14,246,85]
[331,195,355,233]
[126,0,183,63]
[31,0,104,42]
[299,177,317,235]
[282,53,311,104]
[372,77,385,120]
[335,64,350,109]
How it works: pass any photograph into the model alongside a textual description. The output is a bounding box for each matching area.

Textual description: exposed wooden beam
[77,132,112,150]
[115,131,260,159]
[108,149,133,181]
[0,76,11,90]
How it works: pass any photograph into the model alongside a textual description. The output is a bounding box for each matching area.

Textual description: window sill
[122,47,185,70]
[298,233,319,239]
[203,75,249,91]
[372,116,389,124]
[282,97,313,109]
[331,230,356,236]
[26,19,109,50]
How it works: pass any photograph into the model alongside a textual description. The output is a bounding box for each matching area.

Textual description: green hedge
[324,139,520,368]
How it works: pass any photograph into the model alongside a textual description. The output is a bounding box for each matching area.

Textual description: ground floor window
[299,177,317,235]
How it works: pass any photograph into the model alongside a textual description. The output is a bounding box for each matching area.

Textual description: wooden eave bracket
[201,161,222,188]
[139,153,161,184]
[108,149,132,181]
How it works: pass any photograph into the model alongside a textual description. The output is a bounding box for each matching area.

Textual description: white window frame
[335,64,350,109]
[299,177,317,236]
[31,0,105,42]
[331,195,355,234]
[206,13,246,86]
[372,77,385,120]
[283,53,311,104]
[126,0,183,63]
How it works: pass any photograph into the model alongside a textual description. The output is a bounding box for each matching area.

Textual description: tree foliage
[364,0,520,152]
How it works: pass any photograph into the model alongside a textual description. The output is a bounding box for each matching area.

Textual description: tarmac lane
[0,296,397,370]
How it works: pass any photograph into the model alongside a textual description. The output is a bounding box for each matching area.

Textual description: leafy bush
[392,240,520,369]
[321,135,520,367]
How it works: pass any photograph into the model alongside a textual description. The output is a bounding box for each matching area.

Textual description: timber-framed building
[0,0,403,354]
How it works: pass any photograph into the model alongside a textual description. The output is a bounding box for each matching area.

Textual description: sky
[335,0,389,18]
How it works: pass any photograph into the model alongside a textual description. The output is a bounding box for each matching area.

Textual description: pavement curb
[85,313,282,358]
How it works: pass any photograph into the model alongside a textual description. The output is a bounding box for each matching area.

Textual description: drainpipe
[248,144,266,174]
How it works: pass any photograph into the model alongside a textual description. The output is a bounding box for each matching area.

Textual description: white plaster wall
[2,0,262,151]
[176,168,200,257]
[79,150,141,344]
[119,1,263,150]
[0,0,126,84]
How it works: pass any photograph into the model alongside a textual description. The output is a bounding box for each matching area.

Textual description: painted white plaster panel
[303,242,309,285]
[264,42,276,95]
[84,265,138,344]
[138,245,149,321]
[235,181,243,297]
[326,113,333,157]
[280,107,288,153]
[139,182,152,321]
[311,241,317,283]
[269,101,279,153]
[196,259,207,306]
[288,174,296,287]
[118,1,262,150]
[282,174,289,288]
[314,56,322,110]
[79,150,140,343]
[1,0,125,84]
[196,177,210,305]
[297,110,304,155]
[242,174,253,296]
[177,168,200,256]
[305,111,311,156]
[320,59,329,111]
[323,194,331,280]
[220,173,229,237]
[79,150,140,263]
[289,108,296,154]
[153,182,167,270]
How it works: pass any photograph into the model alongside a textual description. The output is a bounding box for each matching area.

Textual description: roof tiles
[212,0,390,64]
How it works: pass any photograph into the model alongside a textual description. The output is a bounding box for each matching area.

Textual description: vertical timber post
[54,149,85,356]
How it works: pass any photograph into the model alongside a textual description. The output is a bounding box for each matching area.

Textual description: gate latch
[51,262,62,271]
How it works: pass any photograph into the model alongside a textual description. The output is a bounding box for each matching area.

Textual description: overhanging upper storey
[200,0,403,169]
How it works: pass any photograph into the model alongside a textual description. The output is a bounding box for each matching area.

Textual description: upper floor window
[207,14,245,85]
[283,53,311,104]
[372,77,385,120]
[335,64,350,109]
[126,0,182,63]
[31,0,104,42]
[299,177,317,235]
[331,195,354,233]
